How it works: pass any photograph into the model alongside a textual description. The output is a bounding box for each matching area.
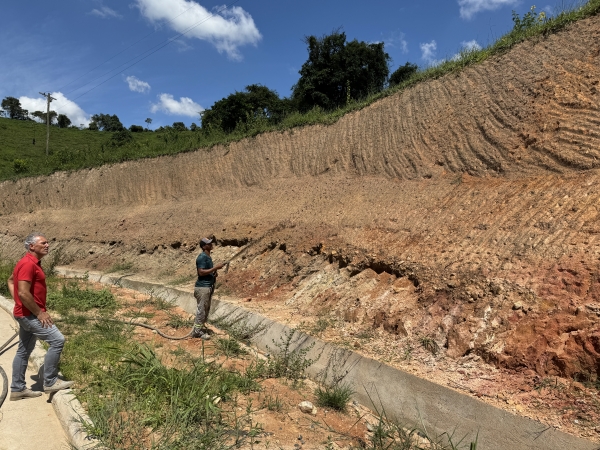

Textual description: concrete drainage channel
[46,267,596,450]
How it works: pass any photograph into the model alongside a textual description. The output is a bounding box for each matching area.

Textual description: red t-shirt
[12,253,47,317]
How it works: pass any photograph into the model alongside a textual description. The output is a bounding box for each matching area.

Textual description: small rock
[298,401,317,415]
[366,423,374,432]
[572,381,585,391]
[512,302,523,311]
[298,435,302,440]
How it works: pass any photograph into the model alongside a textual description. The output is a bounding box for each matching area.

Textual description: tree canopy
[1,97,29,120]
[291,31,390,112]
[389,62,418,87]
[90,113,124,132]
[201,84,288,133]
[31,110,58,124]
[172,122,188,132]
[57,114,71,128]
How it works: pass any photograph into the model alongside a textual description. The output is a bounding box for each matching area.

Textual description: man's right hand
[37,311,53,328]
[215,263,226,270]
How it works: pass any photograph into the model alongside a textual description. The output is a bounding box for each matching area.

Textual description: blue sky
[1,0,556,129]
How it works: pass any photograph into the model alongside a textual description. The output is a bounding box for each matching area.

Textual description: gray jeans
[193,286,214,332]
[11,315,65,391]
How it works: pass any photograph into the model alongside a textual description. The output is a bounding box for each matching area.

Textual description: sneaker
[10,388,42,401]
[44,380,75,393]
[192,332,211,340]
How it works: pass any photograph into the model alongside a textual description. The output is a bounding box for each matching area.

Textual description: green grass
[106,261,135,273]
[315,383,354,412]
[1,1,599,182]
[47,280,117,314]
[0,259,13,298]
[165,311,194,329]
[50,281,266,449]
[215,337,248,357]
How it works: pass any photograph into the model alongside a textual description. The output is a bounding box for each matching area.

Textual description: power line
[53,0,240,113]
[54,3,198,93]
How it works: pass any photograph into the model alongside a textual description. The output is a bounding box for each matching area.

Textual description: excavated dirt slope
[1,13,600,440]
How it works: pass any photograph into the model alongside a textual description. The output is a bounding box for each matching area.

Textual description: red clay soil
[1,12,600,443]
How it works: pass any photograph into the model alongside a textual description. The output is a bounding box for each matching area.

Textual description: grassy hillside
[1,0,599,182]
[0,118,211,181]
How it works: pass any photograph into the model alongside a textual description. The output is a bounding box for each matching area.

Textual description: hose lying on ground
[0,365,7,410]
[0,319,190,411]
[56,317,195,340]
[0,332,18,410]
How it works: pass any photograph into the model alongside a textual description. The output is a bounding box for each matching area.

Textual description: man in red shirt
[7,232,74,400]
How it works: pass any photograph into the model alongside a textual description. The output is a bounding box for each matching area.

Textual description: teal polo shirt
[195,252,214,287]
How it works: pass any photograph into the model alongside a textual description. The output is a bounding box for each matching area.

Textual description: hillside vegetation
[1,0,599,182]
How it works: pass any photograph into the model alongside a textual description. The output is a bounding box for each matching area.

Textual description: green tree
[145,117,152,130]
[389,62,418,87]
[31,110,56,124]
[129,124,144,132]
[201,84,288,133]
[90,113,124,132]
[172,121,188,131]
[291,31,390,112]
[1,96,28,119]
[190,123,198,131]
[57,114,71,128]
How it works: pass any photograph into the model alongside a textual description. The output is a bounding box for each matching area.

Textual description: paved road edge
[0,295,100,450]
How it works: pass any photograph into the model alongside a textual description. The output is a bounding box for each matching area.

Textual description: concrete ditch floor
[0,306,68,450]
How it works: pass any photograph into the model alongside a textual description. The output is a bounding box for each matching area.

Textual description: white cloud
[451,40,483,61]
[90,6,122,19]
[383,31,408,54]
[173,39,194,52]
[19,92,90,126]
[458,0,519,19]
[420,40,439,66]
[461,40,482,51]
[126,75,151,93]
[134,0,262,60]
[150,93,203,117]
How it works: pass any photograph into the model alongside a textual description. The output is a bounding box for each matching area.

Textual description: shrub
[13,158,28,173]
[109,129,133,147]
[315,383,354,412]
[0,259,14,297]
[266,329,316,382]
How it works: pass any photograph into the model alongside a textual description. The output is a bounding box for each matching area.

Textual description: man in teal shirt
[193,237,224,339]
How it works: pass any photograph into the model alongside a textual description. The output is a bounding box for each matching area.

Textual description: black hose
[56,317,194,340]
[0,332,18,356]
[116,319,193,340]
[0,365,7,409]
[0,332,17,410]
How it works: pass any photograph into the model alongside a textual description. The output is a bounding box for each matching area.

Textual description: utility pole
[39,92,55,156]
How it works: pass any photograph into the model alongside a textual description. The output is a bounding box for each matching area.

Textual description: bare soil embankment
[1,13,600,441]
